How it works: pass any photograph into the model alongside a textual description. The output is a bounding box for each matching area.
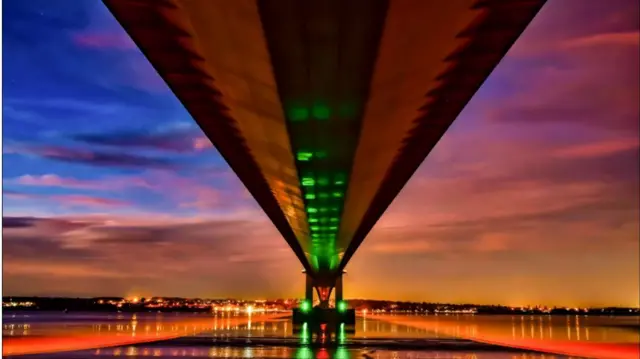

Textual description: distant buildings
[2,300,34,308]
[2,296,639,316]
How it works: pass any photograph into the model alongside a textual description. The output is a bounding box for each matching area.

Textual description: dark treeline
[3,297,638,316]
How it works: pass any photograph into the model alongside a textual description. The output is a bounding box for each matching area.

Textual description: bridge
[104,0,545,316]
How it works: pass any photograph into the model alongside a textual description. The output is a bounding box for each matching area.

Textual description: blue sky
[2,0,638,306]
[3,0,246,218]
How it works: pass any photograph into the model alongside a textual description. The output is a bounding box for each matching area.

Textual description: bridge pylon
[294,271,355,331]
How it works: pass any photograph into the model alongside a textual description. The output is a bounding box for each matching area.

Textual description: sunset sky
[3,0,638,307]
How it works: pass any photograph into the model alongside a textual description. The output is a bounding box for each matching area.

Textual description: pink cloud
[6,170,252,218]
[553,138,639,159]
[71,31,167,92]
[3,191,39,200]
[72,32,136,50]
[15,174,96,189]
[10,174,155,191]
[192,136,213,151]
[55,195,129,207]
[562,31,640,49]
[178,187,222,210]
[4,190,129,208]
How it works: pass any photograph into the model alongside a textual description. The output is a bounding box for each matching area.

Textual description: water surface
[4,311,637,358]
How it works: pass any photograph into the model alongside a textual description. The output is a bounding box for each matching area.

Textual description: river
[2,311,638,358]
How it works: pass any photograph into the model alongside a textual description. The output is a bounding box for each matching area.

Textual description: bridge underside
[104,0,545,286]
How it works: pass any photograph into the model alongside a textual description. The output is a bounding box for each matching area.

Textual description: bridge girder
[103,0,546,280]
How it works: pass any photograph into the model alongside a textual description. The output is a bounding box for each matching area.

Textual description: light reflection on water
[6,312,637,342]
[3,312,638,358]
[6,346,572,359]
[358,314,639,343]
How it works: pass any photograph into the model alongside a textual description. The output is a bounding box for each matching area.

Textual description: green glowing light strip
[286,104,349,271]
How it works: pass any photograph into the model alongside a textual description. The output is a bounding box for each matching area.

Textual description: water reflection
[3,312,638,358]
[4,312,638,344]
[355,313,639,343]
[369,314,639,359]
[76,346,573,358]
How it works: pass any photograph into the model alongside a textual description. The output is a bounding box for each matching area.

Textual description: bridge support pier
[293,272,355,329]
[335,275,343,303]
[305,273,314,303]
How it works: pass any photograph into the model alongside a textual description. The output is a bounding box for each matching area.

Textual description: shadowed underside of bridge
[104,0,545,293]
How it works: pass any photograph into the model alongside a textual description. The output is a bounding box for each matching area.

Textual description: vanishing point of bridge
[104,0,545,317]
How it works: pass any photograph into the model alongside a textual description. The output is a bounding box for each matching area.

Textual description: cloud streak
[3,191,131,208]
[71,32,136,50]
[13,144,181,169]
[72,128,213,153]
[2,215,300,297]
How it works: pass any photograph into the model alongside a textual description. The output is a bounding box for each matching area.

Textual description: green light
[297,151,313,161]
[332,191,343,198]
[329,226,338,231]
[289,107,309,122]
[301,177,315,187]
[337,323,347,347]
[296,346,312,359]
[307,207,318,214]
[331,207,339,212]
[334,173,346,185]
[312,104,330,120]
[330,217,338,223]
[309,217,318,223]
[310,226,320,231]
[317,177,329,186]
[330,256,337,270]
[337,301,347,313]
[304,193,316,200]
[300,300,312,313]
[302,179,315,187]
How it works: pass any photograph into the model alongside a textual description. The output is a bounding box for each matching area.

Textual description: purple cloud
[71,32,136,50]
[15,144,181,169]
[3,217,37,228]
[71,128,212,153]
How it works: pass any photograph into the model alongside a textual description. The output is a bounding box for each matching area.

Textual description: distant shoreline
[3,297,638,317]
